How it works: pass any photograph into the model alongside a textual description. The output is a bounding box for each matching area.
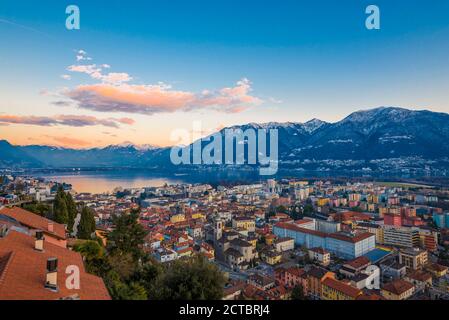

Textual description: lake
[37,171,186,194]
[22,168,438,194]
[33,169,264,194]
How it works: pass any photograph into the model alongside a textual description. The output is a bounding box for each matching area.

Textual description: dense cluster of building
[2,174,449,300]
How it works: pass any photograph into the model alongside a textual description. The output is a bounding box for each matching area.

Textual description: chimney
[47,222,54,233]
[35,230,44,251]
[45,258,58,292]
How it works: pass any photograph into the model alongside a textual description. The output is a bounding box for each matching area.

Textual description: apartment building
[399,248,428,270]
[382,226,420,248]
[321,278,362,300]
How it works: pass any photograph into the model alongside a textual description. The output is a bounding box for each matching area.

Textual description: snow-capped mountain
[103,142,158,152]
[2,107,449,172]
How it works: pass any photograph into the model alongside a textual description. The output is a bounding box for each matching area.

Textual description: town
[1,173,449,300]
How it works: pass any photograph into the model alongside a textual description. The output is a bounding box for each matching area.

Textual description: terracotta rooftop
[0,230,110,300]
[356,293,386,300]
[0,207,66,240]
[328,232,374,243]
[285,267,306,277]
[426,263,448,273]
[382,279,414,295]
[307,266,332,279]
[344,256,371,269]
[322,278,362,299]
[406,270,432,282]
[336,211,372,222]
[274,222,327,238]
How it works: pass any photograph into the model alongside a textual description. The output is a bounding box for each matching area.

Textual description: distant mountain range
[2,107,449,173]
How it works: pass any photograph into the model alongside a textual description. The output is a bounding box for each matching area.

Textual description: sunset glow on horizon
[2,0,449,148]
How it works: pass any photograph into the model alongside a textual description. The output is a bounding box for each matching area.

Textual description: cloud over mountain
[0,114,134,128]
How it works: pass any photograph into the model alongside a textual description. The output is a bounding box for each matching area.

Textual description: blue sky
[1,0,449,147]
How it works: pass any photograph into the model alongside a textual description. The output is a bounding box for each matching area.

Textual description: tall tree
[107,209,146,261]
[23,201,51,218]
[73,240,109,275]
[291,284,306,300]
[77,206,96,239]
[104,270,148,300]
[150,255,225,300]
[65,192,77,232]
[53,188,69,224]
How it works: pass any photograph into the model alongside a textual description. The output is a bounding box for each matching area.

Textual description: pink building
[384,213,402,227]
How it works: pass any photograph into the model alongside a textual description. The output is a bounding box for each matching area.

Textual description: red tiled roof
[0,230,110,300]
[0,207,66,240]
[294,218,314,225]
[285,267,305,277]
[406,270,432,282]
[382,279,414,295]
[356,293,385,300]
[177,247,193,254]
[426,263,448,273]
[328,232,373,243]
[344,256,371,269]
[224,280,245,296]
[322,278,362,299]
[338,211,372,221]
[274,222,327,237]
[0,251,13,286]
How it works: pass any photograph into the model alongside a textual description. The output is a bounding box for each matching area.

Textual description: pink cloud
[62,52,263,115]
[117,117,135,125]
[64,78,262,115]
[0,114,135,128]
[67,64,132,84]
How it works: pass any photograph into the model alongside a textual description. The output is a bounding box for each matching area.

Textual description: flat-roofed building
[273,221,375,259]
[382,226,420,248]
[274,237,294,252]
[399,248,428,270]
[308,247,331,266]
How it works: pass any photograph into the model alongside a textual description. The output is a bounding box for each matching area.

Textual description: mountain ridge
[2,106,449,172]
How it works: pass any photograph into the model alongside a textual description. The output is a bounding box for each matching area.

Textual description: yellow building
[191,212,205,220]
[317,198,329,207]
[307,267,335,299]
[247,238,257,248]
[262,250,282,265]
[232,217,255,232]
[265,234,276,245]
[381,279,415,300]
[321,278,362,300]
[177,247,193,258]
[426,263,448,278]
[368,194,379,204]
[170,213,186,223]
